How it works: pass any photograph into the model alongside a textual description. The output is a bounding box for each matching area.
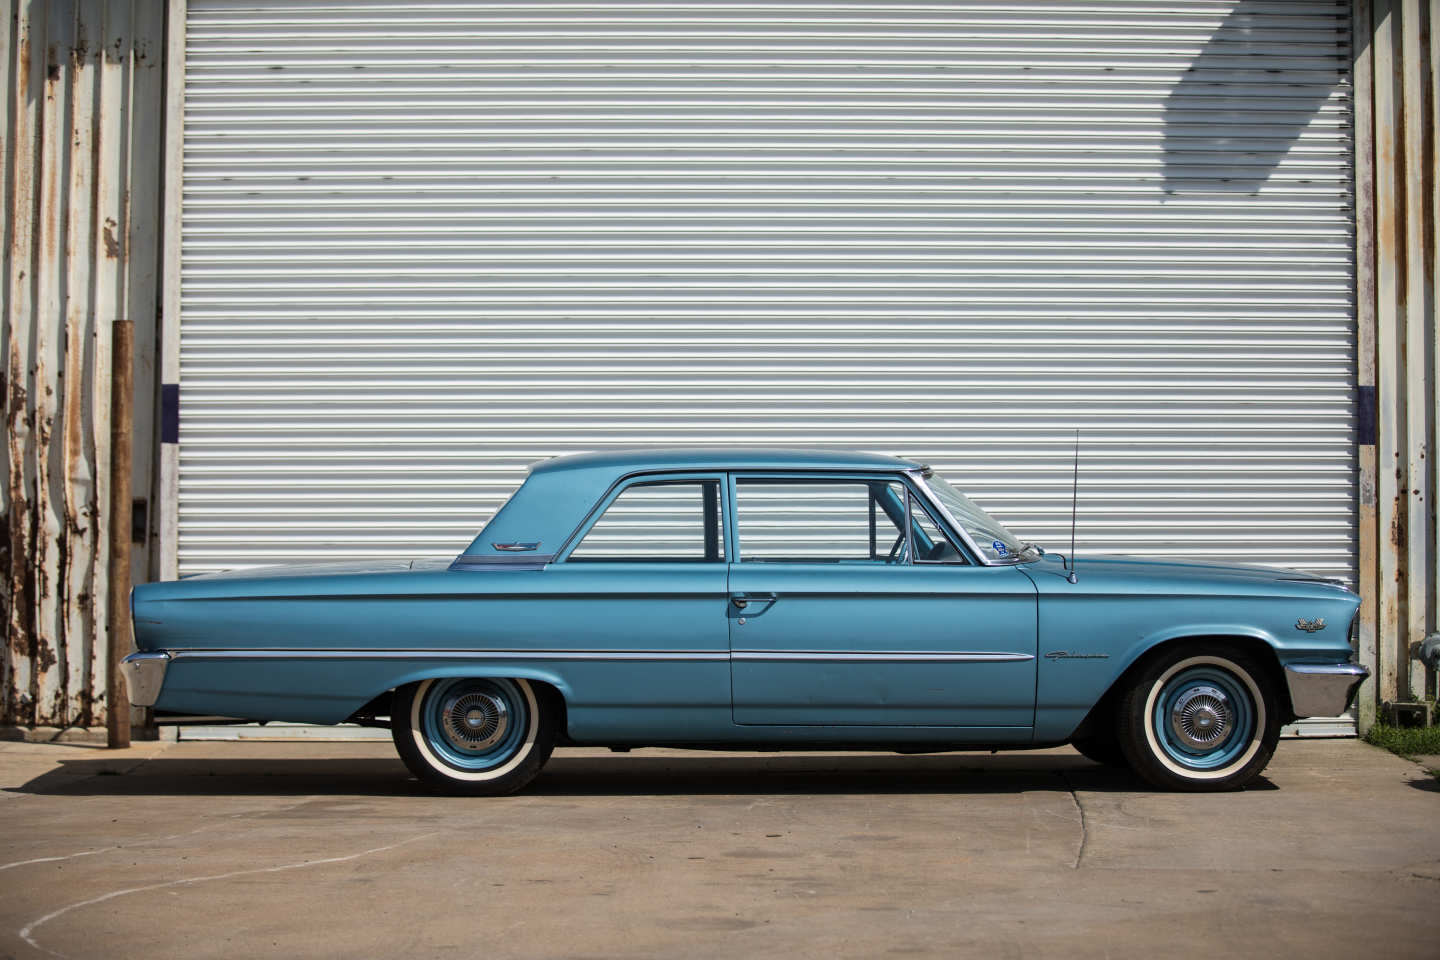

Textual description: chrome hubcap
[1169,685,1233,751]
[441,691,509,752]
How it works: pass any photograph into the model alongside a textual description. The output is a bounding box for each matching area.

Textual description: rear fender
[363,664,574,717]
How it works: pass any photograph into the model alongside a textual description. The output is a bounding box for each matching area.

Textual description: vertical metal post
[1431,0,1440,702]
[1372,0,1406,705]
[1353,0,1380,732]
[1399,0,1434,703]
[157,0,187,583]
[106,318,133,749]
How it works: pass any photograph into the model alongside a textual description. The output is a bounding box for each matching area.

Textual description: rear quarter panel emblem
[1295,617,1327,633]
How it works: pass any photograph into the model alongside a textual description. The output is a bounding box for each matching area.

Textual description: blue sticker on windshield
[992,540,1008,556]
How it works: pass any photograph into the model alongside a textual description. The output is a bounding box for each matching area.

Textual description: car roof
[461,447,927,560]
[529,447,924,475]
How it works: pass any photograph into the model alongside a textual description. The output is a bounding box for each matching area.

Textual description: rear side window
[567,480,724,562]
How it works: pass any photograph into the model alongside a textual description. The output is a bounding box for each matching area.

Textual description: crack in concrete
[17,831,438,958]
[1,792,317,877]
[1058,771,1088,870]
[0,825,208,874]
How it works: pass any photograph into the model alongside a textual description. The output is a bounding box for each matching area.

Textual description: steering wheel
[886,533,907,563]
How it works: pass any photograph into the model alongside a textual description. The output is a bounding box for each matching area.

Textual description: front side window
[568,480,723,562]
[735,479,911,563]
[920,473,1032,564]
[909,492,967,564]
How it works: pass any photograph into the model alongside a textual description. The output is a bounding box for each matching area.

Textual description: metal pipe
[106,319,133,749]
[1420,635,1440,673]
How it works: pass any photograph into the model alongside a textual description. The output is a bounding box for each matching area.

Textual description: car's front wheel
[392,677,557,795]
[1116,645,1280,791]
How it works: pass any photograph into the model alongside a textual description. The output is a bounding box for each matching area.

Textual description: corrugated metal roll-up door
[179,2,1355,597]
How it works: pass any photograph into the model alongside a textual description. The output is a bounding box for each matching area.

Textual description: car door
[726,473,1038,730]
[540,473,732,739]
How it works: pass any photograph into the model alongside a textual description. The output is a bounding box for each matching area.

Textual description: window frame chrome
[905,487,969,566]
[906,469,1022,567]
[556,471,728,563]
[729,472,917,565]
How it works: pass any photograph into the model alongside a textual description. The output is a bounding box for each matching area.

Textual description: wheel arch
[1072,632,1294,740]
[348,666,575,734]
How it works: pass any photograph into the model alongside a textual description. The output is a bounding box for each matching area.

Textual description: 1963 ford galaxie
[125,449,1366,794]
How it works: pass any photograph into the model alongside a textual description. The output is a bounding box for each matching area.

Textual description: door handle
[730,593,777,610]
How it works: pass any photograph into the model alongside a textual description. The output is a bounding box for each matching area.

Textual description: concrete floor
[0,739,1435,960]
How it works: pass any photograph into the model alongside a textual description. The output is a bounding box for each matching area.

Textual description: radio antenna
[1067,429,1079,584]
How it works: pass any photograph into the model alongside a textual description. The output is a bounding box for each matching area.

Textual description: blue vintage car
[124,448,1366,794]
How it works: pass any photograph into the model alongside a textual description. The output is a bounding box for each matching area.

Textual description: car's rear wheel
[1116,645,1280,791]
[392,677,557,795]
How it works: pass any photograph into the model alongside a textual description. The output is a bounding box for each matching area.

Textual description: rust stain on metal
[5,341,39,726]
[4,3,168,729]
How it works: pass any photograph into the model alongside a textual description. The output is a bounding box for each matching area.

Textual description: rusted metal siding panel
[6,0,43,726]
[1355,0,1438,715]
[1352,0,1379,730]
[1399,0,1433,702]
[155,0,181,584]
[0,2,11,720]
[1432,0,1440,703]
[1369,0,1405,706]
[61,0,101,727]
[127,1,163,598]
[0,0,16,726]
[32,0,68,725]
[0,0,164,729]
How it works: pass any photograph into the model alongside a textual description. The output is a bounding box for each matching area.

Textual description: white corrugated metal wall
[176,1,1355,586]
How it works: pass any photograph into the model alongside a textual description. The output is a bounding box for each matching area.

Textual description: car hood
[1083,554,1337,581]
[1026,553,1346,589]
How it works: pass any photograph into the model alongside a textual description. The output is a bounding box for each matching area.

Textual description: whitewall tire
[391,677,557,795]
[1117,645,1280,792]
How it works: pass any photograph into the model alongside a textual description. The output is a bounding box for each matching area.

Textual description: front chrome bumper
[1283,662,1369,718]
[121,651,170,707]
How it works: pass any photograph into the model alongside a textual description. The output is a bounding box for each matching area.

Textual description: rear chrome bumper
[1283,662,1369,718]
[121,651,170,707]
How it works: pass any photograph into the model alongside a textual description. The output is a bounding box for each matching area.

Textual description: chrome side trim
[156,648,1033,665]
[120,652,171,707]
[732,650,1034,663]
[1283,662,1369,717]
[449,555,554,571]
[166,648,729,662]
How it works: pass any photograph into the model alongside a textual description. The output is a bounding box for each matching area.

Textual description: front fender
[1034,623,1283,741]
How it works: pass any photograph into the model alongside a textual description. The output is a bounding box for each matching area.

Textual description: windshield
[919,473,1032,564]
